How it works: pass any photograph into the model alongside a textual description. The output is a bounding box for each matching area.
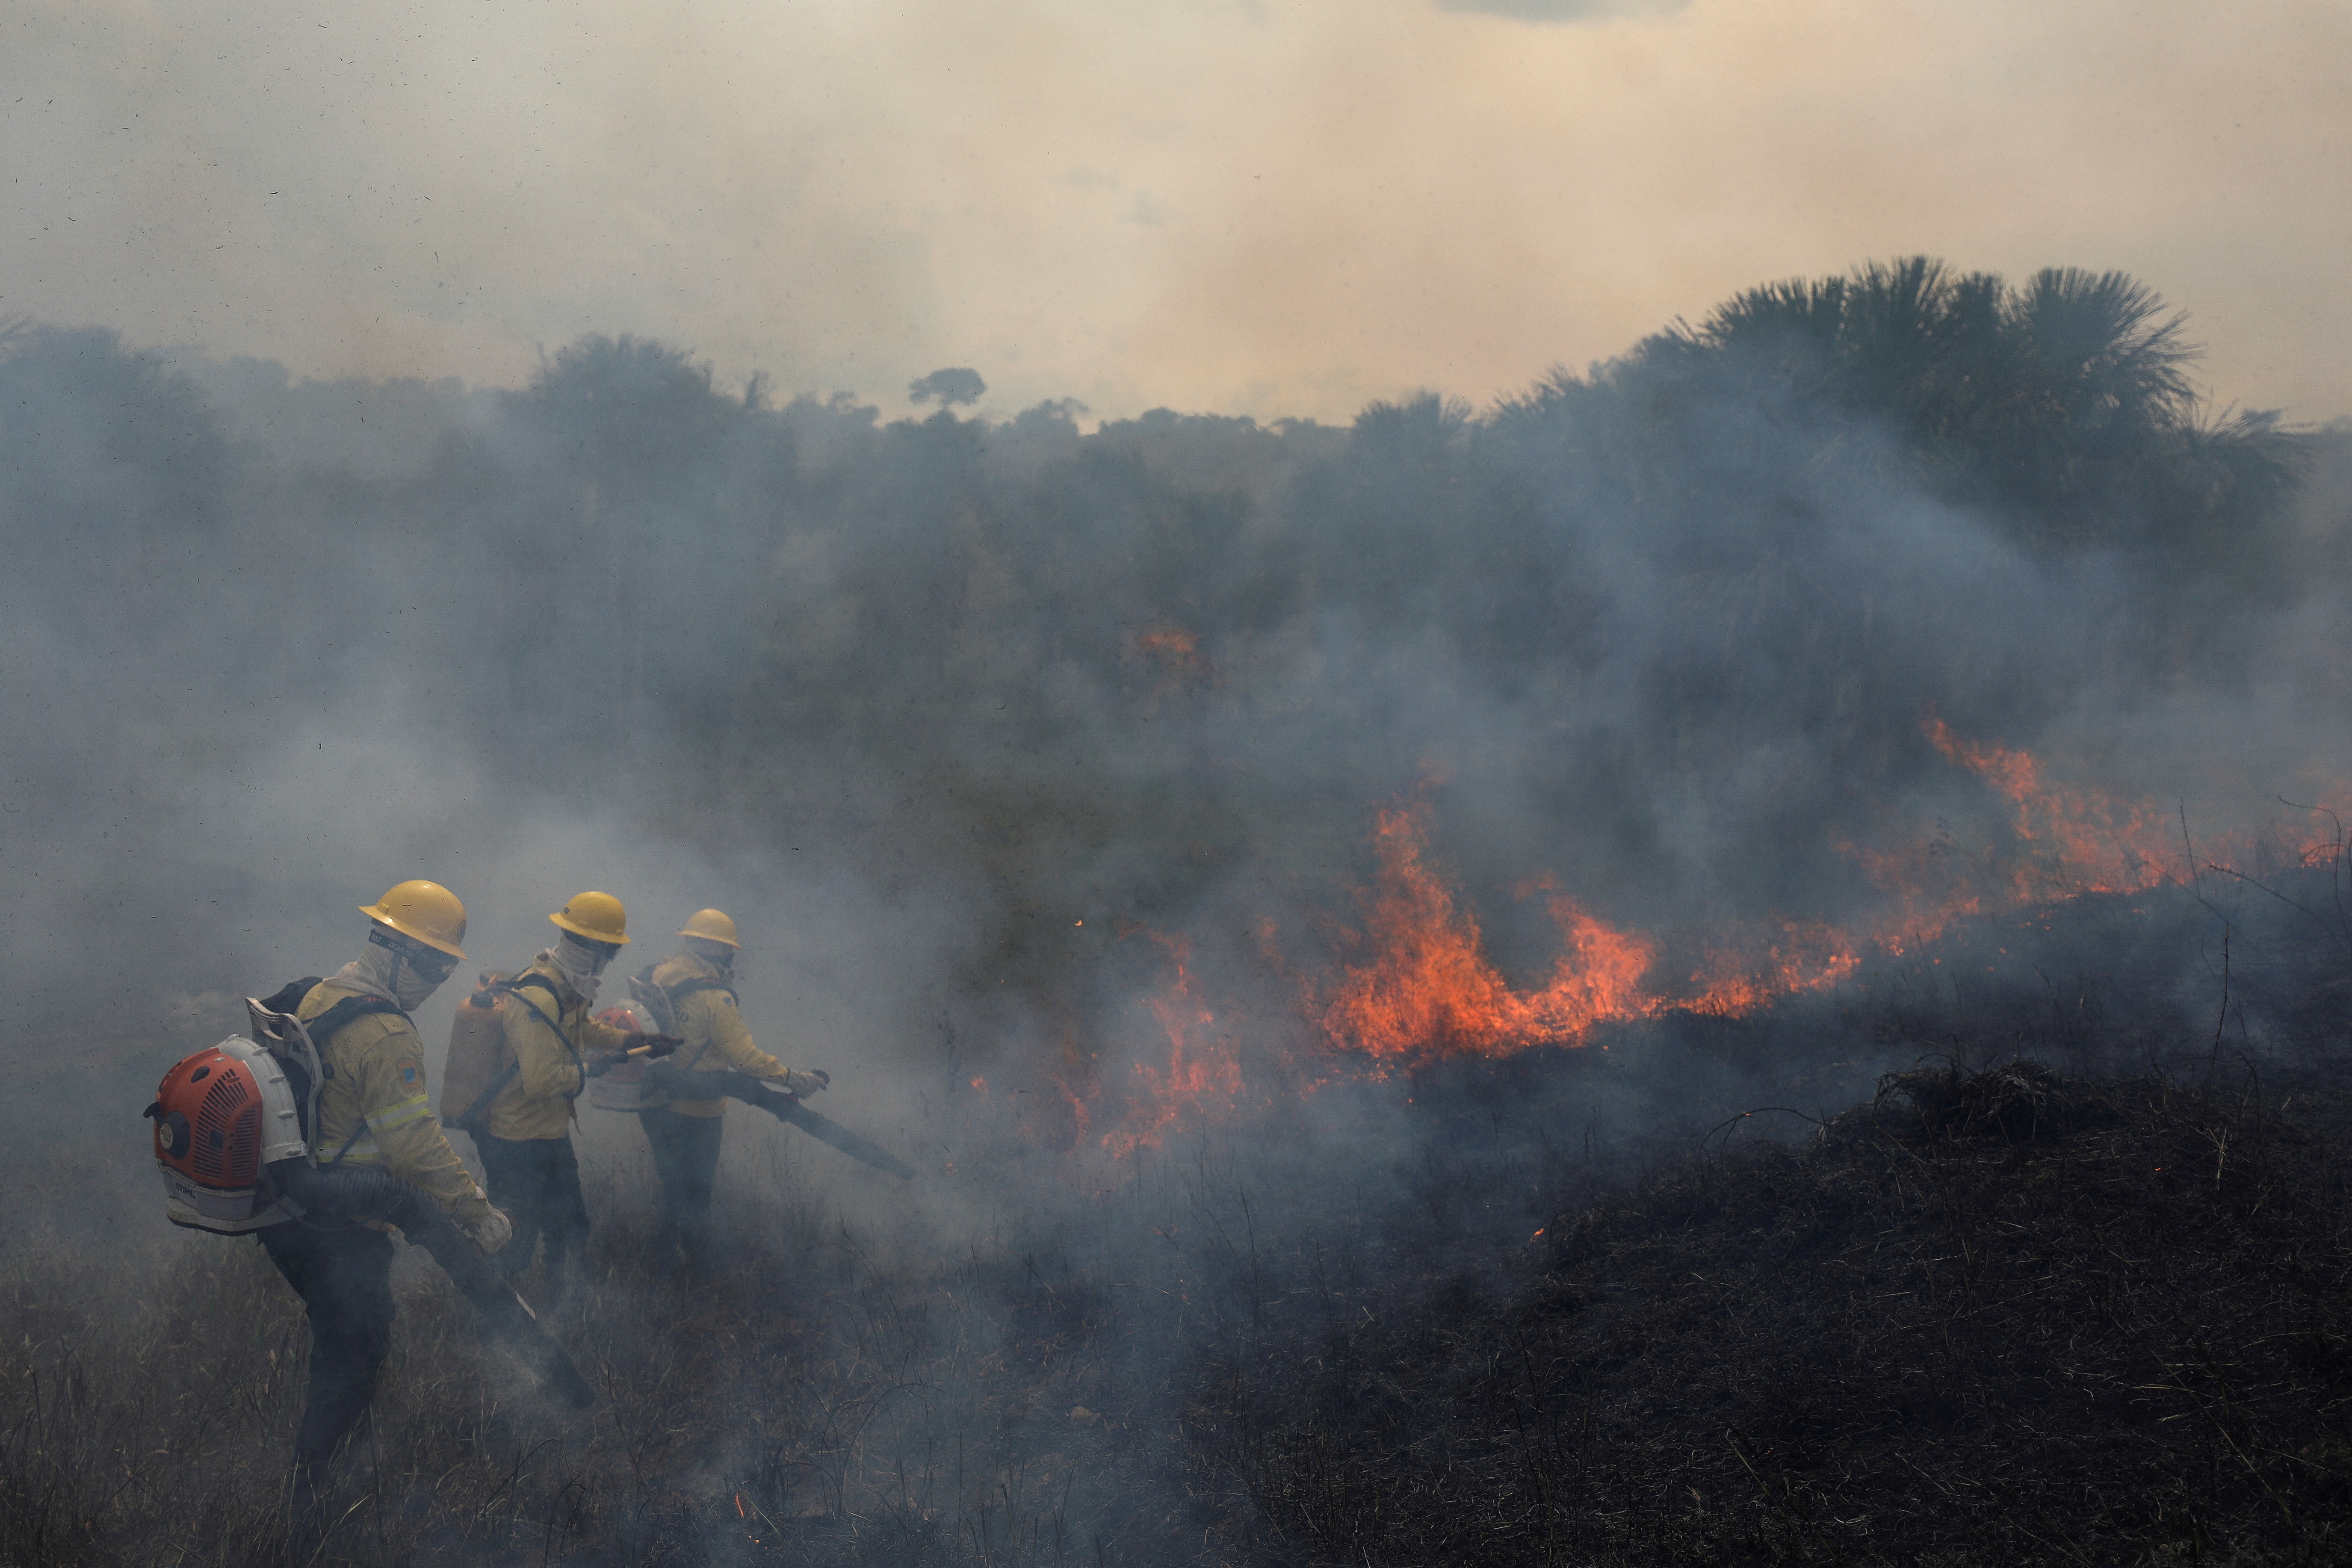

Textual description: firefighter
[264,879,510,1549]
[637,908,829,1266]
[471,890,645,1310]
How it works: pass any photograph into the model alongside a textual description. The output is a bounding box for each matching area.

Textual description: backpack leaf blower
[144,997,597,1409]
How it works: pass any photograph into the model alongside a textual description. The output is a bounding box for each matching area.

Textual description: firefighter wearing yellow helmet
[635,908,829,1267]
[260,880,509,1550]
[469,890,660,1311]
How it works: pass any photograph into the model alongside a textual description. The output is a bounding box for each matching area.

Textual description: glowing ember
[1137,625,1200,665]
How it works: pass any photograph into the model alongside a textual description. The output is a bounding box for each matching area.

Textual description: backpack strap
[502,974,566,1038]
[260,977,323,1017]
[453,974,581,1128]
[296,990,411,1166]
[309,993,409,1042]
[660,977,740,1072]
[664,977,739,1008]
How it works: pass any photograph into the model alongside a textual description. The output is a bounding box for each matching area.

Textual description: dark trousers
[259,1220,395,1544]
[639,1107,724,1262]
[474,1133,589,1304]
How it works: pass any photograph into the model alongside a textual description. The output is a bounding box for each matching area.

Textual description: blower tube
[650,1066,781,1102]
[274,1160,597,1409]
[644,1064,917,1180]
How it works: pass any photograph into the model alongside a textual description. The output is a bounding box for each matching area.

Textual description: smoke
[4,275,2344,1073]
[2,263,2348,1557]
[1436,0,1690,19]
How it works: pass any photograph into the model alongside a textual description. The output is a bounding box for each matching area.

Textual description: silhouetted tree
[909,367,987,408]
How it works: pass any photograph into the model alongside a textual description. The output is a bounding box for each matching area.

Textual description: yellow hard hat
[550,890,629,946]
[360,880,468,960]
[677,908,740,948]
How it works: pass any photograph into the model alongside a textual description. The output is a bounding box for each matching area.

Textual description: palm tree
[1510,257,2303,556]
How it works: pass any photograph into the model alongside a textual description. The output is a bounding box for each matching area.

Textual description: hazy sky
[5,0,2345,423]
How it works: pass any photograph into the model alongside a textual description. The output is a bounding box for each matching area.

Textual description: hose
[272,1160,597,1409]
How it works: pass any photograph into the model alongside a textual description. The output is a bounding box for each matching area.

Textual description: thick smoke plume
[1,257,2348,1561]
[6,252,2348,1223]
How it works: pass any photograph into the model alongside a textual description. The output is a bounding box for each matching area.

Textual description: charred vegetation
[1200,1056,2352,1565]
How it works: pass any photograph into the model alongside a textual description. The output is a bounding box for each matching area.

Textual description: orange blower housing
[147,1035,310,1232]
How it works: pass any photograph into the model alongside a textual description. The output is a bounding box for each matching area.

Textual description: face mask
[547,934,612,1005]
[389,951,448,1012]
[340,931,454,1012]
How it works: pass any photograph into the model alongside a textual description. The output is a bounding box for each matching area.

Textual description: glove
[461,1205,513,1255]
[771,1067,829,1097]
[636,1034,683,1059]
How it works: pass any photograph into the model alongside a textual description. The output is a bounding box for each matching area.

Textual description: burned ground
[1204,1062,2352,1566]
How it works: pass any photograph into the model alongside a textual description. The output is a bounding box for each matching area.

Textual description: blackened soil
[1197,1062,2352,1566]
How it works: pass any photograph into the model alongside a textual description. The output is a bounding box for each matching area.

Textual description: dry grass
[0,1135,1248,1568]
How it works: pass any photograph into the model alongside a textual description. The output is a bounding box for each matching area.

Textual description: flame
[1682,921,1861,1015]
[1922,718,2177,898]
[1137,626,1200,665]
[1051,720,2345,1152]
[1318,804,1612,1060]
[1312,805,1863,1066]
[1099,930,1241,1158]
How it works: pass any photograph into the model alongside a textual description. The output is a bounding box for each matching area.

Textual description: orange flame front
[1061,719,2349,1151]
[1922,718,2176,898]
[1312,804,1861,1067]
[1319,804,1657,1061]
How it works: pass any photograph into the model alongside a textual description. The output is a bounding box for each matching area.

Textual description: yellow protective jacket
[648,951,788,1118]
[475,957,635,1142]
[296,980,494,1225]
